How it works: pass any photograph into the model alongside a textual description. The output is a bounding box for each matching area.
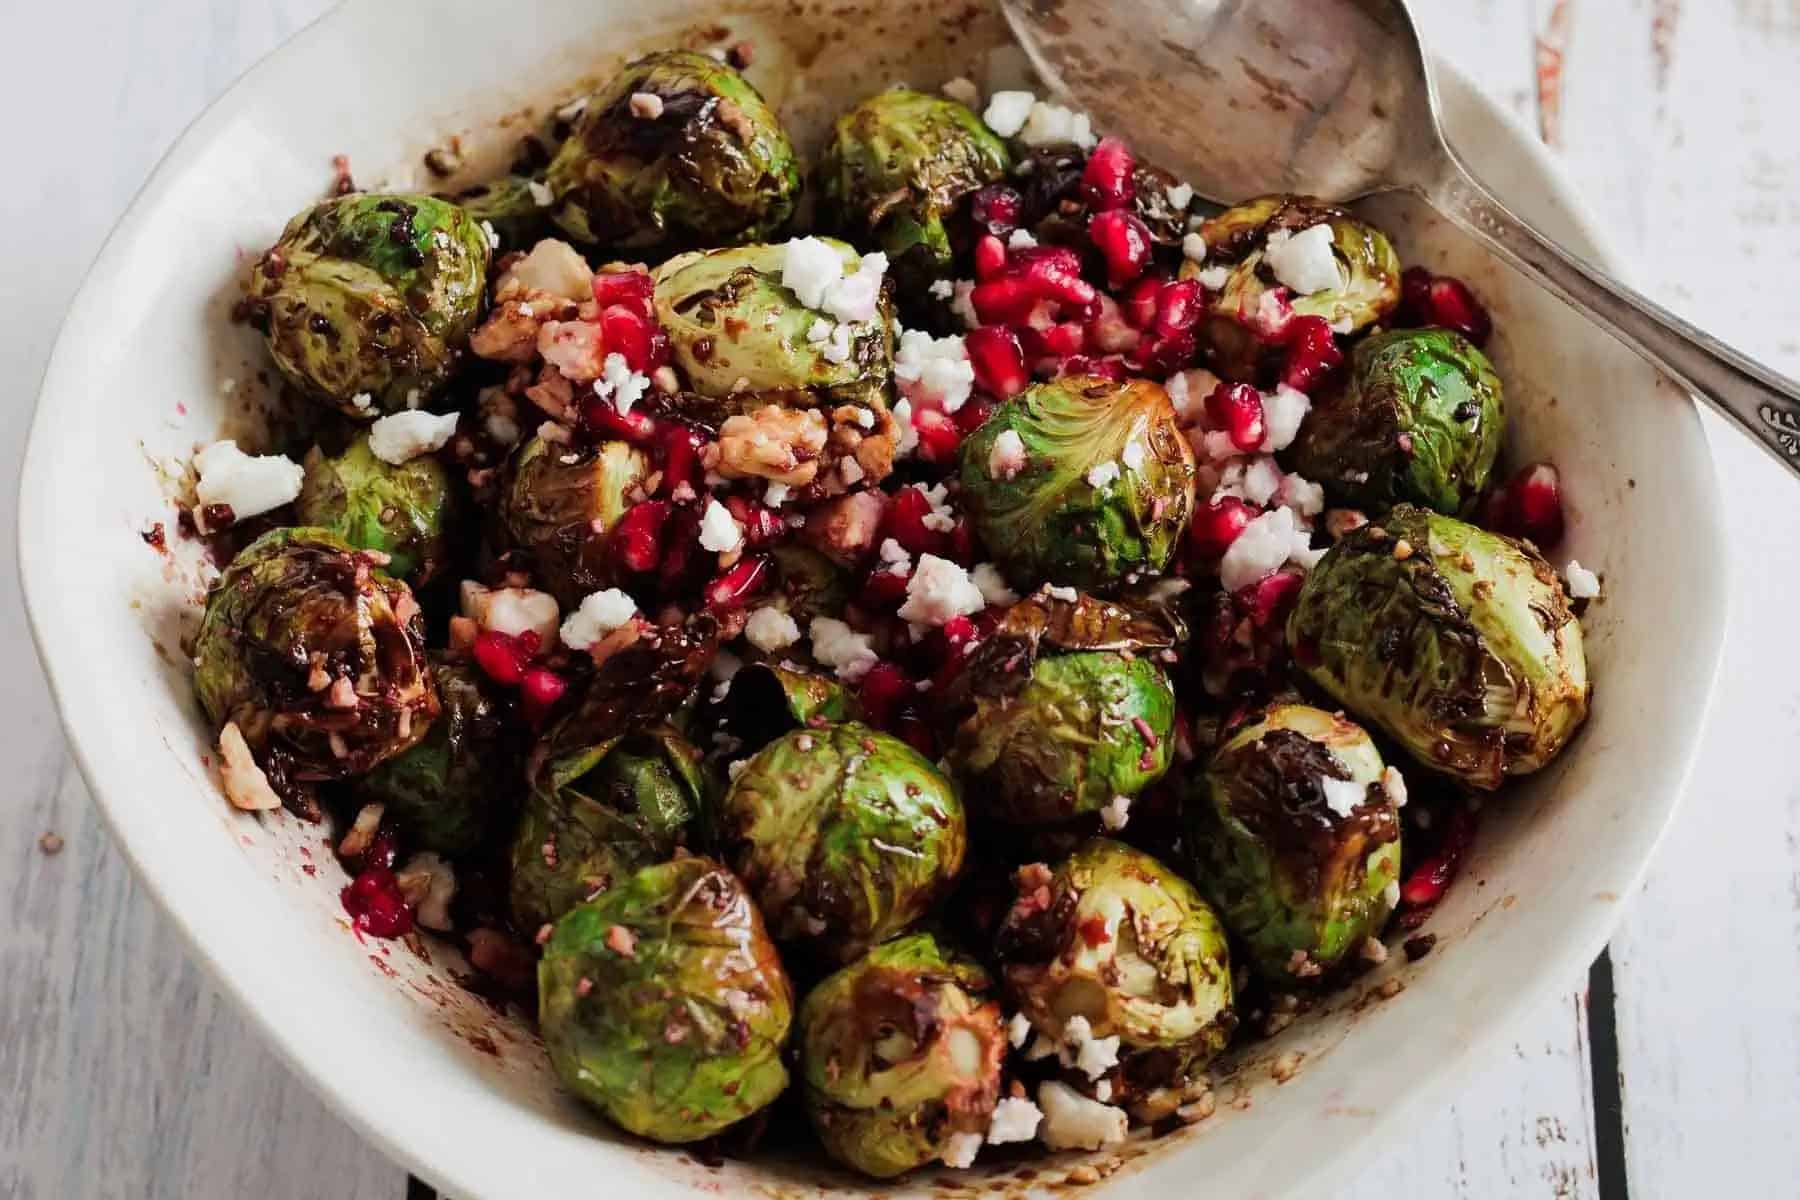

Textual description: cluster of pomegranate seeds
[342,866,413,939]
[703,554,773,610]
[519,667,568,725]
[590,269,670,373]
[1484,462,1566,550]
[723,496,783,546]
[965,326,1028,399]
[1280,315,1346,393]
[1397,266,1493,347]
[582,398,658,445]
[1205,382,1267,451]
[610,500,672,574]
[655,424,707,496]
[1395,806,1478,929]
[1195,566,1307,698]
[857,662,912,728]
[911,408,964,464]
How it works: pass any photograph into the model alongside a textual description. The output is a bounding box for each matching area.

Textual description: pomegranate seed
[1088,209,1152,286]
[583,397,659,445]
[1280,315,1345,394]
[656,505,704,591]
[970,185,1023,235]
[724,495,782,546]
[1399,267,1433,322]
[1397,806,1477,925]
[952,395,996,435]
[1426,276,1493,346]
[858,662,912,728]
[519,666,568,727]
[1486,462,1565,549]
[361,828,399,871]
[703,554,772,610]
[883,487,949,557]
[912,407,963,464]
[974,235,1009,281]
[1238,567,1304,629]
[892,711,937,758]
[1123,276,1164,329]
[859,567,911,612]
[1134,329,1199,375]
[1042,320,1085,357]
[472,630,532,686]
[970,275,1040,325]
[1013,246,1097,307]
[599,304,663,373]
[610,500,671,575]
[1205,382,1267,451]
[1058,354,1127,382]
[1080,137,1136,211]
[1151,279,1203,337]
[342,866,414,939]
[1084,294,1141,354]
[655,424,707,496]
[965,326,1029,399]
[592,269,655,316]
[1189,495,1257,559]
[947,517,979,566]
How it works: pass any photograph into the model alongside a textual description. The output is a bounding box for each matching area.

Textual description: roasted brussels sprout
[453,174,554,250]
[502,434,648,606]
[946,590,1179,826]
[244,193,491,416]
[295,432,455,582]
[771,542,852,623]
[1290,327,1504,516]
[651,240,894,413]
[799,932,1006,1178]
[356,660,515,856]
[958,376,1197,590]
[510,728,707,933]
[1188,195,1400,380]
[720,661,855,755]
[539,857,792,1143]
[546,50,799,251]
[996,840,1235,1105]
[816,88,1010,278]
[193,527,438,783]
[1189,704,1402,982]
[537,616,721,762]
[713,722,965,962]
[1288,506,1590,789]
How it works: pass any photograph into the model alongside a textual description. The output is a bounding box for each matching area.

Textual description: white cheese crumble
[1006,1012,1033,1048]
[892,399,920,457]
[367,410,460,465]
[1260,383,1312,452]
[1166,182,1195,210]
[826,251,890,323]
[1164,368,1220,425]
[941,76,981,109]
[593,352,650,415]
[764,481,790,507]
[1007,227,1038,250]
[1383,765,1409,808]
[1382,879,1401,908]
[894,329,975,413]
[941,1132,982,1170]
[504,238,593,299]
[950,279,980,329]
[1565,560,1601,599]
[1278,472,1326,518]
[808,616,879,682]
[1086,460,1121,490]
[1120,440,1146,472]
[526,180,554,207]
[462,582,561,645]
[987,1097,1043,1145]
[1217,456,1284,507]
[396,851,457,931]
[1018,100,1095,149]
[1196,264,1232,290]
[1057,1015,1122,1080]
[1100,793,1132,831]
[698,499,745,553]
[928,278,955,299]
[1182,231,1209,262]
[560,588,637,651]
[988,428,1027,480]
[781,236,844,308]
[1036,1081,1128,1151]
[896,555,986,627]
[480,221,500,250]
[879,537,913,571]
[1043,584,1079,602]
[744,606,802,653]
[806,318,833,344]
[971,562,1019,608]
[915,482,957,531]
[628,91,664,119]
[192,440,303,520]
[982,90,1036,137]
[1220,507,1300,591]
[1320,776,1367,819]
[1264,223,1342,295]
[822,322,854,364]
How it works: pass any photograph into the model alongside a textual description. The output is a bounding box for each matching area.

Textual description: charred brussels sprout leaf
[799,932,1006,1178]
[958,376,1196,590]
[193,527,438,784]
[245,193,490,416]
[539,857,792,1143]
[356,659,516,856]
[536,616,720,764]
[502,434,648,606]
[720,662,856,755]
[996,840,1234,1108]
[1290,327,1504,516]
[651,240,895,414]
[713,722,965,962]
[509,727,707,933]
[1189,704,1402,982]
[546,50,799,251]
[816,89,1010,278]
[1287,506,1590,789]
[296,432,455,582]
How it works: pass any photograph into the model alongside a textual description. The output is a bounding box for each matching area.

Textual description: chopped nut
[1177,1091,1217,1123]
[1376,976,1406,999]
[606,924,638,957]
[1360,936,1390,965]
[1392,538,1414,561]
[217,722,282,812]
[337,802,385,857]
[717,404,828,486]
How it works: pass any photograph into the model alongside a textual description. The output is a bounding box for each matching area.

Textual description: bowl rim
[15,6,1729,1196]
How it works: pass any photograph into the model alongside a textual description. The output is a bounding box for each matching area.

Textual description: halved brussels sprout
[946,590,1178,826]
[995,840,1234,1106]
[771,542,851,623]
[1290,327,1504,516]
[713,722,965,962]
[720,661,855,755]
[244,193,491,416]
[1189,704,1402,982]
[357,659,516,856]
[816,88,1010,279]
[651,240,894,414]
[546,50,799,251]
[539,857,792,1143]
[799,932,1006,1179]
[502,434,648,606]
[509,727,706,933]
[958,376,1197,590]
[1288,506,1590,789]
[296,432,455,582]
[1188,195,1400,380]
[193,527,438,784]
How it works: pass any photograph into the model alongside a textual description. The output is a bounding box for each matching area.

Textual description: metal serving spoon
[998,0,1800,475]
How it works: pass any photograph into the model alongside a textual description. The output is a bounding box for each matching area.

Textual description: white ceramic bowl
[18,1,1728,1196]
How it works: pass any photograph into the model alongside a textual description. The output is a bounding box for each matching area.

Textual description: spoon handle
[1423,149,1800,476]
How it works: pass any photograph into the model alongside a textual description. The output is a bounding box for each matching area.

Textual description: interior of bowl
[17,1,1727,1197]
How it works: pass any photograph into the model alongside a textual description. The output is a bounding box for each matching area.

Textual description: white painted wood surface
[1,1,1793,1197]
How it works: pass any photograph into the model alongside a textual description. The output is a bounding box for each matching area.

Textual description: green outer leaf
[957,376,1197,590]
[713,722,965,963]
[539,857,792,1144]
[1286,506,1589,789]
[502,435,648,607]
[798,931,1004,1179]
[1290,327,1504,516]
[296,433,455,582]
[1188,704,1401,982]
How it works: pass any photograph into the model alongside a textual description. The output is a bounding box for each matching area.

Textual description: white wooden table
[3,2,1795,1196]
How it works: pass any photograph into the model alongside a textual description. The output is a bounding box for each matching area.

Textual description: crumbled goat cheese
[1057,1015,1122,1080]
[698,499,745,553]
[892,399,920,457]
[950,280,980,329]
[1383,765,1409,807]
[1037,1081,1128,1151]
[368,410,460,465]
[1018,100,1095,149]
[1166,182,1195,210]
[560,588,637,651]
[879,538,912,569]
[929,278,956,299]
[764,481,790,507]
[504,238,593,299]
[941,1132,983,1170]
[1220,507,1301,591]
[481,220,500,249]
[1279,472,1326,518]
[806,317,833,344]
[988,428,1027,480]
[744,606,802,653]
[1320,776,1367,819]
[1007,227,1038,250]
[1182,231,1208,262]
[1331,316,1355,335]
[593,352,650,415]
[982,90,1036,137]
[1218,456,1284,507]
[822,322,854,364]
[1264,223,1342,295]
[894,329,975,413]
[526,180,555,208]
[822,252,890,323]
[1086,460,1121,489]
[628,91,664,119]
[1565,560,1601,599]
[971,563,1019,608]
[1382,879,1401,908]
[781,236,845,308]
[1007,1012,1034,1048]
[1100,793,1131,831]
[808,616,879,682]
[217,722,282,811]
[988,1097,1044,1145]
[1043,584,1079,602]
[396,852,457,931]
[897,555,986,626]
[193,440,304,519]
[941,76,981,108]
[462,581,561,645]
[1196,264,1232,290]
[1120,440,1146,472]
[1260,383,1312,452]
[1164,368,1219,425]
[915,482,957,531]
[350,391,374,412]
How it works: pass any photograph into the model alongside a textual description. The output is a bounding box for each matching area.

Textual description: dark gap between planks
[1589,947,1630,1199]
[406,1176,437,1200]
